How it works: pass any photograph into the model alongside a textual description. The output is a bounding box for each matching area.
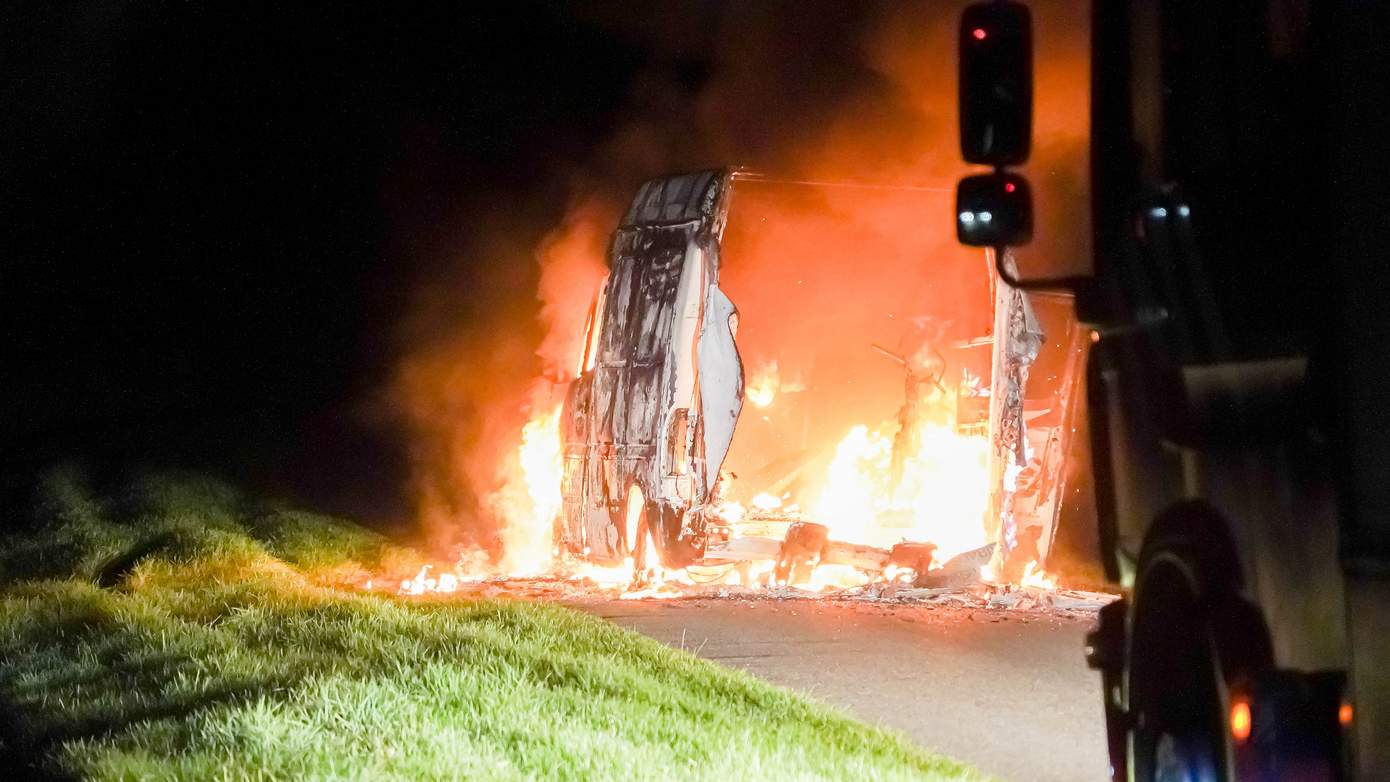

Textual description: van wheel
[656,504,706,568]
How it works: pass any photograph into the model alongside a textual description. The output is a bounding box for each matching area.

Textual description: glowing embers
[394,554,695,600]
[1230,696,1253,743]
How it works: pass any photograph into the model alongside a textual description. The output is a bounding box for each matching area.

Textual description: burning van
[559,168,1085,586]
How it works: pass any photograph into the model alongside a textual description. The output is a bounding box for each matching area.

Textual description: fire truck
[955,2,1390,779]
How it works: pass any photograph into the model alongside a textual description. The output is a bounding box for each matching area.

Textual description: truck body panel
[1077,0,1390,774]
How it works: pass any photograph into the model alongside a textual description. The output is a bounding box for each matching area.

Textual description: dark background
[5,3,667,521]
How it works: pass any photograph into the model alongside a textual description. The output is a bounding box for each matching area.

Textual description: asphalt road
[580,598,1109,782]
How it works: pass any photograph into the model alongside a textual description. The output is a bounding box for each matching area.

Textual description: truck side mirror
[956,172,1032,247]
[960,1,1032,165]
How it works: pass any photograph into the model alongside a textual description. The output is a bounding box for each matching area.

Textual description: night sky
[6,4,671,518]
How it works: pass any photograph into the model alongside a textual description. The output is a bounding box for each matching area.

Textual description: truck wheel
[1128,553,1226,782]
[1126,502,1272,782]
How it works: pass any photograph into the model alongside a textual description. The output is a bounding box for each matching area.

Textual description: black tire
[1129,554,1227,782]
[1125,502,1273,782]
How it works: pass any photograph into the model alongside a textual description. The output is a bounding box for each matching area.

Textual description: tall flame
[497,403,564,575]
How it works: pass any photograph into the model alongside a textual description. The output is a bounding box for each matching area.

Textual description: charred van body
[560,170,743,569]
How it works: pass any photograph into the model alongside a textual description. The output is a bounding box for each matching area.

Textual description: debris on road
[376,568,1118,621]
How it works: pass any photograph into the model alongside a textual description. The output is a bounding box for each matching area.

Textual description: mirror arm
[989,245,1089,292]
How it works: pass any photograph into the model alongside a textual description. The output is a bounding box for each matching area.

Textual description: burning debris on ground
[381,554,1116,622]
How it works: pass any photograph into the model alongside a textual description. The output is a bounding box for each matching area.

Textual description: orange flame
[497,404,564,575]
[746,361,779,408]
[812,420,991,562]
[1019,560,1058,590]
[751,492,784,511]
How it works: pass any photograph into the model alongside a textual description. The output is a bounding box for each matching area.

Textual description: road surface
[579,598,1109,782]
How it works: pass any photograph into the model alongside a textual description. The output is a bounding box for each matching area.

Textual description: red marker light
[1004,182,1016,193]
[1230,698,1252,743]
[972,27,987,40]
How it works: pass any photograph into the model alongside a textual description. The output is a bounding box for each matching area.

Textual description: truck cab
[957,1,1390,778]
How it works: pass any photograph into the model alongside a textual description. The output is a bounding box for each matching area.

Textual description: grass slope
[0,468,991,781]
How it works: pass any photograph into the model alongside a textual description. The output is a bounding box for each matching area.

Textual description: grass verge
[0,467,991,781]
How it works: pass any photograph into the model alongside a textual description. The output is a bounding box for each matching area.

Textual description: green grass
[0,468,991,781]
